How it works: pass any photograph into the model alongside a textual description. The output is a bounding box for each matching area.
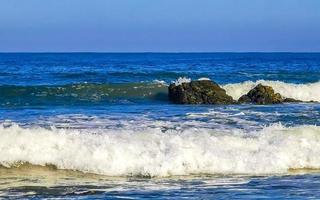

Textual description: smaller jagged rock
[168,80,235,104]
[283,98,303,103]
[238,84,283,104]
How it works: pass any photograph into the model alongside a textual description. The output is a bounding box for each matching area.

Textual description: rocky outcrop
[238,84,301,104]
[168,80,235,104]
[168,79,306,105]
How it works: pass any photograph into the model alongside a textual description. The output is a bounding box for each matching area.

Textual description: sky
[0,0,319,52]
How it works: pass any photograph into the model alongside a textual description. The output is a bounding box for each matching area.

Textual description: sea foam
[173,77,191,86]
[1,123,320,177]
[223,80,320,102]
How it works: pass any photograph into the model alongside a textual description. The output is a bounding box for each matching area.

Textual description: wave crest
[0,82,168,106]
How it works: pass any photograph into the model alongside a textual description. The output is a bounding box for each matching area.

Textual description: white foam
[152,79,168,86]
[173,77,191,86]
[222,80,320,101]
[198,77,211,81]
[1,123,320,177]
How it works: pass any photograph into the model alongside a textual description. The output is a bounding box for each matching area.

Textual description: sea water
[0,53,320,199]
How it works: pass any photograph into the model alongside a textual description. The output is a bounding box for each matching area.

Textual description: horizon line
[0,51,320,54]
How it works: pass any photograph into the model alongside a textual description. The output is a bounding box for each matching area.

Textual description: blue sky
[0,0,319,52]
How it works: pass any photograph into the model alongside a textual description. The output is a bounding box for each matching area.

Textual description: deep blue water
[1,53,319,86]
[0,53,320,199]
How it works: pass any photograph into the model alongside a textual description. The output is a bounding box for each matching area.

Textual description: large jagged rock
[168,80,235,104]
[238,84,283,104]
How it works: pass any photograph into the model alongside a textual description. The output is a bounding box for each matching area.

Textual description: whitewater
[1,123,320,177]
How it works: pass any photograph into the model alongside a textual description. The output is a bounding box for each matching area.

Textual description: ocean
[0,53,320,199]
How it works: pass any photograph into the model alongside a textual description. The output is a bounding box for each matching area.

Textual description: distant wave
[1,123,320,177]
[0,82,168,106]
[223,80,320,102]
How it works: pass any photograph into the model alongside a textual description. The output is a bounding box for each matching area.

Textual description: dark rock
[238,84,283,104]
[283,98,303,103]
[168,80,235,104]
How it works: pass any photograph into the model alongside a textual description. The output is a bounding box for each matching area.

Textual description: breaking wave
[1,123,320,177]
[0,80,319,106]
[223,80,320,102]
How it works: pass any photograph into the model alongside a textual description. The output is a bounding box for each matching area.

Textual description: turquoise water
[0,53,320,199]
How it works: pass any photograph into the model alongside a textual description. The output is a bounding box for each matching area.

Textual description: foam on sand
[1,123,320,177]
